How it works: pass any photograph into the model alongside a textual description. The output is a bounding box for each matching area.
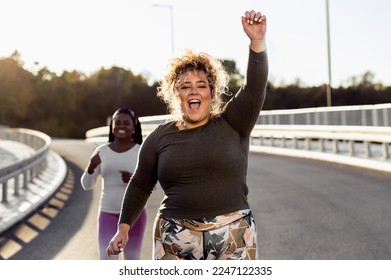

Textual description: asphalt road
[7,139,391,260]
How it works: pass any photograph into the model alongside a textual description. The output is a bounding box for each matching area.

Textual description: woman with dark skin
[81,108,147,260]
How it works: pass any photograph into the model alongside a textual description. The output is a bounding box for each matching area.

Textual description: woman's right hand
[106,223,131,258]
[87,152,101,174]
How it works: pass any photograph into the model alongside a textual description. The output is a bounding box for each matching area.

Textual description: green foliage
[0,53,390,138]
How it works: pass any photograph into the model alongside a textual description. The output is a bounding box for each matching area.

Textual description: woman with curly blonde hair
[157,49,228,123]
[107,9,268,260]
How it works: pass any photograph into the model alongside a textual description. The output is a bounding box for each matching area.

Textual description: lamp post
[153,4,174,55]
[325,0,332,106]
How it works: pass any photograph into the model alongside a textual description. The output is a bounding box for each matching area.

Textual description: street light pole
[325,0,332,106]
[153,4,174,55]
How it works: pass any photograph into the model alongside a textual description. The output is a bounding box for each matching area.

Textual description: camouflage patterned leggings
[153,209,257,260]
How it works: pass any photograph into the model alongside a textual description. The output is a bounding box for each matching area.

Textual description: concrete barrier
[0,129,67,234]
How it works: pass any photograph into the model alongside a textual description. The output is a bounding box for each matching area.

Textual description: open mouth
[118,129,126,134]
[189,99,201,110]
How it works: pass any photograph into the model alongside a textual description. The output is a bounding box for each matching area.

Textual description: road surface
[5,139,391,260]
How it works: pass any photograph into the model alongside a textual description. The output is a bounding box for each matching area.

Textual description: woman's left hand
[241,10,267,52]
[119,171,132,183]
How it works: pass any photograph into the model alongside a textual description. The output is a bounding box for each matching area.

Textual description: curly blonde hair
[157,49,229,122]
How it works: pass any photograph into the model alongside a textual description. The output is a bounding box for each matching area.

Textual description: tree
[0,52,34,125]
[2,50,391,138]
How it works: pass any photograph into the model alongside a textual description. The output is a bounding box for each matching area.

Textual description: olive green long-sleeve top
[120,49,268,226]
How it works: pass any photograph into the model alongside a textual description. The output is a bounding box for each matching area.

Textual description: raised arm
[223,10,268,137]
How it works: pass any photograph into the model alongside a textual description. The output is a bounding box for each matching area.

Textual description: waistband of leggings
[160,209,251,231]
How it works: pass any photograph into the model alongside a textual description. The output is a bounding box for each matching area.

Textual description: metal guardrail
[86,103,391,136]
[85,104,391,172]
[251,125,391,162]
[259,103,391,126]
[0,128,51,203]
[86,121,391,162]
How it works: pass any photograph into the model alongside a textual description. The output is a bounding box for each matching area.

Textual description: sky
[1,0,390,87]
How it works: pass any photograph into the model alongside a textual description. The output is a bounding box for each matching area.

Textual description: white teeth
[189,99,201,110]
[118,130,126,134]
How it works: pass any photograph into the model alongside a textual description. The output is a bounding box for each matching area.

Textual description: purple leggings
[98,209,147,260]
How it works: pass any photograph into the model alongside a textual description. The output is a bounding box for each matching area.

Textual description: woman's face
[112,113,134,140]
[176,70,212,129]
